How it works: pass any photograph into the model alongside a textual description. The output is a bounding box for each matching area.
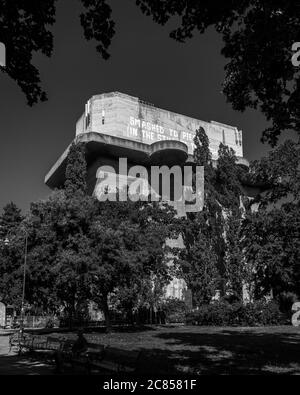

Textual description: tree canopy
[0,0,115,106]
[0,143,178,329]
[178,127,247,305]
[242,139,300,300]
[1,1,299,144]
[136,0,300,146]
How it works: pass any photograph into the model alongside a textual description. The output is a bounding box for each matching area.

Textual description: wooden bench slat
[18,335,141,374]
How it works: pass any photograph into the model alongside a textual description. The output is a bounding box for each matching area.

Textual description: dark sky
[0,0,295,213]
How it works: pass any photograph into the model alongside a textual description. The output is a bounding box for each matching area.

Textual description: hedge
[186,300,286,326]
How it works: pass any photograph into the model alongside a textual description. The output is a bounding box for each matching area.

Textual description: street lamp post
[20,231,28,336]
[3,227,28,335]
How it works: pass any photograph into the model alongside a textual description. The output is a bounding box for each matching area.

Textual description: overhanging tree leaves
[135,0,300,146]
[2,1,299,146]
[0,0,115,105]
[249,139,300,206]
[80,0,115,60]
[0,0,57,105]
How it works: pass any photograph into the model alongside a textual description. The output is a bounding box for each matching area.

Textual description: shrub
[186,300,285,326]
[162,298,187,324]
[278,292,298,315]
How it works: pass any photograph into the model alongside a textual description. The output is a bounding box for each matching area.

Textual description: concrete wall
[77,92,243,160]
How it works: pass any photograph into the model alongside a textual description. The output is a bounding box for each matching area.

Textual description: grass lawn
[49,324,300,375]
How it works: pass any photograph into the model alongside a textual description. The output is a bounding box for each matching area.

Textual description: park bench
[67,342,106,373]
[9,332,38,354]
[10,332,141,374]
[17,334,65,359]
[9,331,23,353]
[45,336,63,352]
[19,335,76,369]
[19,335,48,354]
[56,342,141,374]
[29,336,64,361]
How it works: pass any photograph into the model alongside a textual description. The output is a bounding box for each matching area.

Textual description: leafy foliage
[86,198,177,327]
[0,202,23,238]
[178,127,247,307]
[242,140,300,300]
[243,202,300,300]
[64,142,87,197]
[0,202,24,307]
[224,212,247,302]
[136,0,300,145]
[80,0,115,60]
[2,0,299,146]
[186,300,285,326]
[0,0,57,105]
[0,144,178,329]
[249,140,300,206]
[0,0,114,105]
[161,298,186,323]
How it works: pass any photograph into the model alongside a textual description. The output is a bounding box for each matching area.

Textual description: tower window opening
[239,131,242,146]
[235,130,239,145]
[85,101,91,129]
[85,113,90,129]
[222,130,226,145]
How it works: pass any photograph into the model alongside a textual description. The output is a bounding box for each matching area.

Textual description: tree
[179,216,220,305]
[249,139,300,207]
[17,142,177,330]
[26,194,177,330]
[216,144,243,212]
[178,127,248,305]
[86,198,177,330]
[64,142,87,197]
[0,238,24,308]
[25,191,96,316]
[4,143,92,317]
[0,202,24,307]
[0,0,115,106]
[2,2,299,145]
[242,140,300,300]
[215,144,247,301]
[80,0,115,60]
[0,0,56,105]
[0,202,23,239]
[223,212,246,302]
[242,204,300,300]
[178,127,221,305]
[135,0,300,146]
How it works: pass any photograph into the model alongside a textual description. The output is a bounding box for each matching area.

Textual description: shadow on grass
[2,326,300,375]
[0,355,54,375]
[136,328,300,375]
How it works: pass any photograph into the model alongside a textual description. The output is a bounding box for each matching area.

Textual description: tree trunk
[102,297,111,333]
[68,303,75,329]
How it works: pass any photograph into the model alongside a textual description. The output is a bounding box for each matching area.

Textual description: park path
[0,334,54,375]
